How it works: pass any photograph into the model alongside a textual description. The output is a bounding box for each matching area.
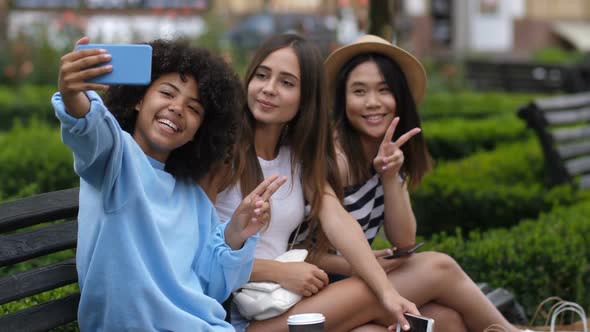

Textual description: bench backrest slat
[0,220,77,266]
[0,188,79,233]
[0,293,80,332]
[0,258,77,305]
[535,92,590,110]
[556,141,590,159]
[545,107,590,125]
[552,125,590,142]
[565,156,590,176]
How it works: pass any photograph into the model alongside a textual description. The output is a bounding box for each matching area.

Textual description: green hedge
[0,85,57,131]
[531,47,587,65]
[425,200,590,319]
[419,91,541,120]
[0,87,542,131]
[412,139,583,235]
[0,120,77,201]
[423,114,529,160]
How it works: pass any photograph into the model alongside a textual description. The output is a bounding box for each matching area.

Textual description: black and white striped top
[343,173,384,244]
[289,173,385,246]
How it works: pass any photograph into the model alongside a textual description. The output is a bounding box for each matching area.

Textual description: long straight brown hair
[233,34,342,258]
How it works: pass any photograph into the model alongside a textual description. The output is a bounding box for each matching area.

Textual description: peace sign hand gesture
[225,175,287,250]
[373,117,421,179]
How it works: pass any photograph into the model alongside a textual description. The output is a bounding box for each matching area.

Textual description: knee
[420,251,464,277]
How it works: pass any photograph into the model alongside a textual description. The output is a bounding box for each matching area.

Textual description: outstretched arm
[53,37,124,189]
[318,185,419,330]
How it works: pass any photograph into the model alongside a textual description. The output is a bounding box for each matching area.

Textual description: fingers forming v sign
[233,175,288,240]
[373,117,422,178]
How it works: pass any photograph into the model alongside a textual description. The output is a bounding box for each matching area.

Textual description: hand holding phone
[75,44,152,85]
[384,242,424,260]
[396,313,434,332]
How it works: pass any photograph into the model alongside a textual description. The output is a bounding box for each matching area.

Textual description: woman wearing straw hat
[321,34,527,332]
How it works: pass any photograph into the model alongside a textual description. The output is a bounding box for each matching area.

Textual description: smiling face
[247,47,301,129]
[345,60,396,143]
[133,72,204,162]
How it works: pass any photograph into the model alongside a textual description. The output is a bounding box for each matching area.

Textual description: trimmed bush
[531,47,586,65]
[423,114,530,160]
[412,139,582,235]
[0,120,77,201]
[0,85,58,131]
[425,201,590,318]
[419,91,541,120]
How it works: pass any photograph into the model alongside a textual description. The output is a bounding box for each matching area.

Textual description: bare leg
[388,252,519,332]
[350,324,388,332]
[350,302,468,332]
[246,277,392,332]
[420,302,468,332]
[245,251,519,332]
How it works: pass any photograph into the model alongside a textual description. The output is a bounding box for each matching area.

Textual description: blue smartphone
[75,44,152,85]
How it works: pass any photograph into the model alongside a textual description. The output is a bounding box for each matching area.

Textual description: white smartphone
[396,313,434,332]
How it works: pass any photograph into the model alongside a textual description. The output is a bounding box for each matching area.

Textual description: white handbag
[232,249,308,320]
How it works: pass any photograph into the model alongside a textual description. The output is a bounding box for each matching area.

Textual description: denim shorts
[230,301,250,332]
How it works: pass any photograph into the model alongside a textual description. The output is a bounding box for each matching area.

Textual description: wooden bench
[465,60,585,93]
[0,188,80,331]
[518,92,590,189]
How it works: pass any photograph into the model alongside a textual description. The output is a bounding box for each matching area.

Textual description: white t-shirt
[215,146,305,260]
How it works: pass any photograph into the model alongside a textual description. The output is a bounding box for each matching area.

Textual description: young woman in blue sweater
[53,36,286,331]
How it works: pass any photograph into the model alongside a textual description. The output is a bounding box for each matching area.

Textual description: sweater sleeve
[197,216,259,302]
[52,91,125,192]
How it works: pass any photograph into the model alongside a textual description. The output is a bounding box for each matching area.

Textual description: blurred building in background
[5,0,211,48]
[449,0,590,57]
[2,0,590,57]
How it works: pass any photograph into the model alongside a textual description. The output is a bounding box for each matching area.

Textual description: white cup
[287,313,326,332]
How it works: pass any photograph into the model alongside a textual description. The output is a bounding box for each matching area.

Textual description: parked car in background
[226,12,338,57]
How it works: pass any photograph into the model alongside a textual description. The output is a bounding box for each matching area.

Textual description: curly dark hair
[103,38,243,183]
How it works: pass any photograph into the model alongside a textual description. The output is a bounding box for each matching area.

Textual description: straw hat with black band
[325,34,427,105]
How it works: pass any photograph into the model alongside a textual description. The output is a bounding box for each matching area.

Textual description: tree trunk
[0,0,9,52]
[368,0,394,40]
